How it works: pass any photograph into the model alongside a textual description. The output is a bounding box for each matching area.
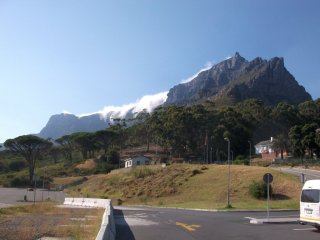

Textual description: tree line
[3,98,320,184]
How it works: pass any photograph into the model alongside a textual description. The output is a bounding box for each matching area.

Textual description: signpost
[263,173,273,219]
[33,174,40,204]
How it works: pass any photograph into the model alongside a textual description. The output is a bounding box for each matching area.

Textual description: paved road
[114,206,320,240]
[275,168,320,181]
[0,188,65,208]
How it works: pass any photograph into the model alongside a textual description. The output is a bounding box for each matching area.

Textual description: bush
[0,161,8,172]
[132,167,155,179]
[9,160,27,171]
[106,149,120,165]
[10,176,29,187]
[249,181,273,199]
[94,163,115,174]
[233,159,249,165]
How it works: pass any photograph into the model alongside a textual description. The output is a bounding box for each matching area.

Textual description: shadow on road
[114,209,135,240]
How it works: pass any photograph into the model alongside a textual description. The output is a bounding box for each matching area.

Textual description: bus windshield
[301,189,320,203]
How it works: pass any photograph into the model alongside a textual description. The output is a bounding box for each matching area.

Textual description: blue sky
[0,0,320,143]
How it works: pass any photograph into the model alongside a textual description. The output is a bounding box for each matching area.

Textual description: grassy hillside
[64,164,301,210]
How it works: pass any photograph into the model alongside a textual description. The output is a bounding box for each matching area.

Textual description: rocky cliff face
[165,53,311,106]
[38,113,109,140]
[39,53,312,140]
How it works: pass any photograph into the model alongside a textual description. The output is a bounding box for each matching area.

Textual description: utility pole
[224,137,231,207]
[248,140,252,166]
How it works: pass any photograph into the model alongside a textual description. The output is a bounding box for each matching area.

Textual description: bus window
[301,189,320,203]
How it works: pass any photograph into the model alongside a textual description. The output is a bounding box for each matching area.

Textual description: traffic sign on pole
[263,173,273,220]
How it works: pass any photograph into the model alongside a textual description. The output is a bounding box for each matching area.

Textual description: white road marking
[244,217,256,220]
[293,228,316,231]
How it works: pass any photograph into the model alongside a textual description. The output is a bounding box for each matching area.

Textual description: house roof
[124,156,151,162]
[255,140,274,147]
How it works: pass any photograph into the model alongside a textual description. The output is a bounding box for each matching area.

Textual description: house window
[137,161,140,166]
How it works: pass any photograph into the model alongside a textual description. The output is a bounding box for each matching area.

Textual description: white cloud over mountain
[180,61,214,84]
[78,91,168,120]
[73,61,216,121]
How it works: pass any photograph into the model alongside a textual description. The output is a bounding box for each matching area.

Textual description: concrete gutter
[63,197,116,240]
[250,217,298,224]
[120,205,298,213]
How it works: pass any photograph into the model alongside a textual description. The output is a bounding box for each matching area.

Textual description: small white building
[255,137,275,154]
[124,156,151,168]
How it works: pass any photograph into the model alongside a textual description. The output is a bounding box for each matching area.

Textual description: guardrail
[63,197,116,240]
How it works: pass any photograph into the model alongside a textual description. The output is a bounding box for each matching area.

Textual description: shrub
[0,161,8,172]
[93,163,115,174]
[106,149,120,165]
[9,160,27,171]
[190,169,202,177]
[10,176,29,187]
[132,167,154,179]
[233,159,249,165]
[249,181,273,199]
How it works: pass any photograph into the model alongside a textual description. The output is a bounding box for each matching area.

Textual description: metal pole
[248,141,252,166]
[225,137,231,207]
[33,177,36,205]
[42,174,44,202]
[206,144,209,164]
[267,177,270,219]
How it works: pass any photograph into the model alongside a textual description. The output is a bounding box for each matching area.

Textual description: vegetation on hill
[65,164,301,210]
[0,98,319,191]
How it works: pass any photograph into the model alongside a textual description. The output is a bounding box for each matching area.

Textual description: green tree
[273,134,288,159]
[71,132,98,159]
[4,135,52,184]
[106,149,120,165]
[271,102,299,135]
[95,129,116,154]
[301,123,319,158]
[289,125,305,158]
[56,135,75,163]
[48,146,61,164]
[298,100,320,125]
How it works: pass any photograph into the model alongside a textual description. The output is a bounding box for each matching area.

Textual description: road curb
[250,218,299,224]
[116,205,298,213]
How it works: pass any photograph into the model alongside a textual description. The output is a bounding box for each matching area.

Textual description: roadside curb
[116,205,298,213]
[250,217,299,224]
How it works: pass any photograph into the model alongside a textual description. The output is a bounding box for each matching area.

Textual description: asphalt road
[0,187,65,207]
[275,167,320,181]
[114,206,320,240]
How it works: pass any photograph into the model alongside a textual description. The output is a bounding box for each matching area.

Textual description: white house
[124,156,151,168]
[255,137,275,154]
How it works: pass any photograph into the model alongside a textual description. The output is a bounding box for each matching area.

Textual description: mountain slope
[38,113,109,140]
[165,53,311,106]
[39,91,168,140]
[39,53,312,140]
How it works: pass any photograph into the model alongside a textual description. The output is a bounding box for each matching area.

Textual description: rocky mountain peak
[230,52,246,68]
[165,53,311,106]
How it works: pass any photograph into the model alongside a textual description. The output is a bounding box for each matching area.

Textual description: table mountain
[164,52,311,106]
[38,53,312,140]
[38,113,109,140]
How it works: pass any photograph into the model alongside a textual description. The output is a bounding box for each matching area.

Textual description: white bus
[300,180,320,230]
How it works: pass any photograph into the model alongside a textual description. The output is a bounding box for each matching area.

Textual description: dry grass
[65,164,301,210]
[0,203,104,240]
[53,176,85,186]
[75,159,97,170]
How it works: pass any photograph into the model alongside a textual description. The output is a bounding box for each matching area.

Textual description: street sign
[32,174,40,182]
[263,173,273,220]
[263,173,273,184]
